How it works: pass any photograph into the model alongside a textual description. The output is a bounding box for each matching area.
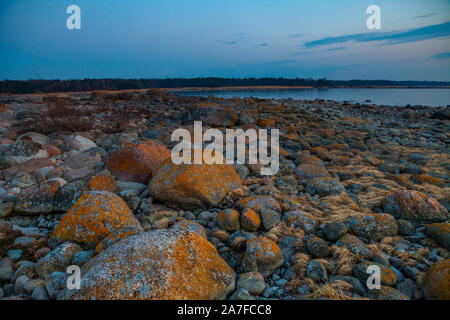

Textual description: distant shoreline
[1,85,449,98]
[168,85,450,92]
[2,78,450,95]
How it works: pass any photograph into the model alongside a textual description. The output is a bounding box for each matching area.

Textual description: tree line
[1,78,449,94]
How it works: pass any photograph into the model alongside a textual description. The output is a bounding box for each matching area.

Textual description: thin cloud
[220,33,245,45]
[302,21,450,48]
[413,13,436,20]
[430,52,450,59]
[256,59,297,66]
[324,46,347,52]
[287,33,307,38]
[221,40,238,45]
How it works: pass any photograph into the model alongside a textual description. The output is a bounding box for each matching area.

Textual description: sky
[0,0,449,81]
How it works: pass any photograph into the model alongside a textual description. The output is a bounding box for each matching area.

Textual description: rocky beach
[0,89,448,300]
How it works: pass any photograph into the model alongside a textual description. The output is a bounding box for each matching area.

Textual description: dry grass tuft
[329,245,361,275]
[265,221,305,250]
[416,271,428,289]
[378,243,396,256]
[210,229,230,243]
[423,238,440,248]
[367,244,380,255]
[381,236,403,246]
[291,253,310,277]
[435,248,450,259]
[231,237,247,252]
[422,240,450,258]
[313,258,332,273]
[394,251,417,267]
[286,279,303,294]
[413,248,430,260]
[337,264,353,276]
[304,280,355,300]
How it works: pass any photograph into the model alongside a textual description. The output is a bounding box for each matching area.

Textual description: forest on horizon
[1,77,450,94]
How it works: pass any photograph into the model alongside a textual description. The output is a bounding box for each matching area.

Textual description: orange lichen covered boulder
[241,237,283,275]
[94,227,139,254]
[87,175,117,192]
[425,223,450,250]
[105,140,170,184]
[240,208,261,231]
[218,209,240,232]
[425,259,450,300]
[149,160,243,210]
[51,191,143,248]
[60,229,236,300]
[382,190,449,221]
[235,195,281,214]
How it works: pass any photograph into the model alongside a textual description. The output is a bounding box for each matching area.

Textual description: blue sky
[0,0,449,80]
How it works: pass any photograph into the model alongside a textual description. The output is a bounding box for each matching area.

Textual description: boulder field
[0,90,448,300]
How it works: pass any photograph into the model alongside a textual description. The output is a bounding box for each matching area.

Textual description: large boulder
[218,209,240,232]
[15,179,65,215]
[60,229,236,300]
[382,190,448,221]
[105,141,170,184]
[3,132,49,165]
[282,210,319,234]
[241,237,283,275]
[346,213,398,241]
[336,234,371,258]
[149,160,242,210]
[425,223,450,250]
[425,259,450,300]
[51,191,143,249]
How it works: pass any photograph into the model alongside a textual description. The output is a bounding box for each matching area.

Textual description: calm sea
[175,88,450,107]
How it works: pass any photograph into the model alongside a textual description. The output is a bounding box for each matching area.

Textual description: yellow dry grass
[265,221,305,249]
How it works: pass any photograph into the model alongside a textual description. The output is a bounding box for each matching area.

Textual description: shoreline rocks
[0,92,448,300]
